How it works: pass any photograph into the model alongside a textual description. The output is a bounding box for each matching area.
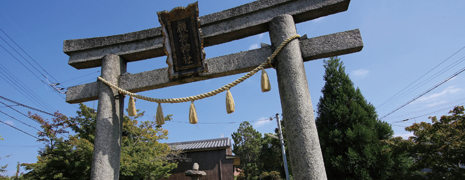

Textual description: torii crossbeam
[63,0,363,179]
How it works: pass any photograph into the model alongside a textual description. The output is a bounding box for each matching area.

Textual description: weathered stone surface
[185,170,206,176]
[65,29,363,103]
[270,14,327,180]
[90,54,126,180]
[64,0,351,69]
[301,29,363,61]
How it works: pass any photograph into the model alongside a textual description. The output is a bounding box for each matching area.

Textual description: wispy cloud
[258,33,264,40]
[313,17,325,22]
[426,100,448,107]
[254,117,272,127]
[351,69,369,77]
[5,120,14,126]
[417,86,461,102]
[249,43,259,50]
[394,132,414,140]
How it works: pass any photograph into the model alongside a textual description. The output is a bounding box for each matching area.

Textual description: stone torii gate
[63,0,363,179]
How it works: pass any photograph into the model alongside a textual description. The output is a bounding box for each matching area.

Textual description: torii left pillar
[91,54,127,180]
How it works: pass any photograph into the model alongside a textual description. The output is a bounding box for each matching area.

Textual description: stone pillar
[269,15,327,180]
[91,54,127,180]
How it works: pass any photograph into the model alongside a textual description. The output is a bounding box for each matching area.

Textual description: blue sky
[1,0,465,176]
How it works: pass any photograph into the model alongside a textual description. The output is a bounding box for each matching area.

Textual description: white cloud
[254,117,272,127]
[417,86,461,102]
[394,132,414,140]
[5,120,14,126]
[249,43,259,50]
[313,17,325,22]
[258,33,264,40]
[426,100,448,107]
[351,69,369,77]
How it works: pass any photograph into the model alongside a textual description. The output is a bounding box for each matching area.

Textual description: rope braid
[97,34,300,104]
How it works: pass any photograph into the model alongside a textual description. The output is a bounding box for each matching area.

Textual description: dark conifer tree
[316,57,410,180]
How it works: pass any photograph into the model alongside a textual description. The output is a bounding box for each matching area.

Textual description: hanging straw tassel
[189,101,198,124]
[261,69,271,92]
[226,90,235,114]
[128,96,137,116]
[155,103,165,125]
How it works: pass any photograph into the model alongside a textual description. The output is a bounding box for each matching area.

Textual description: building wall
[162,148,234,180]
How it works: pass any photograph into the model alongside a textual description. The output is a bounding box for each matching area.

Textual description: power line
[60,71,100,84]
[382,97,465,120]
[0,110,41,131]
[0,96,54,116]
[0,100,41,124]
[0,43,48,86]
[380,66,465,120]
[0,119,39,139]
[388,55,465,105]
[0,69,44,110]
[0,42,69,107]
[377,45,465,109]
[391,103,465,124]
[0,27,61,86]
[0,64,55,112]
[0,104,19,108]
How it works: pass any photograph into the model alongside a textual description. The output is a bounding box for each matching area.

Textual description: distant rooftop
[169,137,231,151]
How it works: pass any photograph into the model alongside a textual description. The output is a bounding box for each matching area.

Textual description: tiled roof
[169,137,231,151]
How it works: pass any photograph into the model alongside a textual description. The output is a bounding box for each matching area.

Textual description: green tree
[22,104,177,180]
[232,121,262,180]
[315,57,410,180]
[386,106,465,179]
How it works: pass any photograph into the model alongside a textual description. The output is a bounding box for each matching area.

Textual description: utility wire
[388,55,465,105]
[0,104,19,108]
[0,70,44,111]
[0,119,39,139]
[0,110,41,131]
[0,43,47,86]
[61,71,100,84]
[0,42,68,105]
[0,100,41,124]
[0,64,55,112]
[391,102,465,124]
[377,45,465,109]
[380,66,465,120]
[0,96,54,116]
[382,97,465,120]
[0,28,62,86]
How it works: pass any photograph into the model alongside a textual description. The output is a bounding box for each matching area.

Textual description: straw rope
[97,34,300,103]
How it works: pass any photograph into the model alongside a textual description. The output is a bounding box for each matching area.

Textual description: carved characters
[177,21,192,65]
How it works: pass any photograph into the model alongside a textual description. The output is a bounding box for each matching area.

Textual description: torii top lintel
[63,0,351,70]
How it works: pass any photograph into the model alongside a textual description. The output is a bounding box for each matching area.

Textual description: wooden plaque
[158,2,206,79]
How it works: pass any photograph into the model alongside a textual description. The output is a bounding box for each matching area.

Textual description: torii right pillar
[270,15,327,180]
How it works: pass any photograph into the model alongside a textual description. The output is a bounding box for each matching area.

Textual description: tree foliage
[22,104,177,180]
[0,136,11,178]
[386,105,465,179]
[232,121,262,180]
[315,57,410,180]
